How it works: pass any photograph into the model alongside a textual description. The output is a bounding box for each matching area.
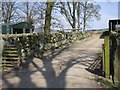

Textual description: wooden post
[114,37,120,85]
[104,36,110,78]
[102,44,105,76]
[118,39,120,85]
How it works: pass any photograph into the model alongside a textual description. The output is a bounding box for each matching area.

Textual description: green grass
[96,78,120,90]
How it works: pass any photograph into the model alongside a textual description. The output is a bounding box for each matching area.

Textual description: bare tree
[59,2,77,31]
[0,1,2,22]
[55,1,101,32]
[77,2,81,31]
[2,1,17,23]
[36,2,46,28]
[17,2,45,25]
[81,1,101,32]
[44,2,55,34]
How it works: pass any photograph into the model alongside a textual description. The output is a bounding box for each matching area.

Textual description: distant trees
[80,1,101,32]
[2,1,17,23]
[57,1,101,32]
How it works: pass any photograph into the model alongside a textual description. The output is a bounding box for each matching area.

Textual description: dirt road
[2,34,104,88]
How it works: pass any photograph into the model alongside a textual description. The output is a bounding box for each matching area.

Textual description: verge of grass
[96,77,120,90]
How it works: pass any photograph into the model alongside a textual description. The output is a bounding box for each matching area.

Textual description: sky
[89,2,119,30]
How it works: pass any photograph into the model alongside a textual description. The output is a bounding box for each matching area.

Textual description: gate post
[118,38,120,85]
[104,35,110,78]
[102,44,105,76]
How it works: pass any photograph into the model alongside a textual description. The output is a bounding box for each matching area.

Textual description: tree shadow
[30,45,70,88]
[2,45,73,88]
[2,44,103,88]
[2,56,38,88]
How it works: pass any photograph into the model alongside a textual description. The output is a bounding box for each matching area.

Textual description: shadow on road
[2,45,86,88]
[2,44,103,88]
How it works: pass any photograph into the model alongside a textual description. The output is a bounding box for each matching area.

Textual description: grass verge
[96,77,120,90]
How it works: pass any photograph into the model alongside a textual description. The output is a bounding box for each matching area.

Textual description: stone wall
[2,32,92,59]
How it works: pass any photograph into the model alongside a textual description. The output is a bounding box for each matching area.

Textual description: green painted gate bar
[104,36,110,78]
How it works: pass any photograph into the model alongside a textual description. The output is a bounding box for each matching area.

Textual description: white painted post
[23,28,25,34]
[117,21,119,33]
[30,29,32,33]
[11,28,13,34]
[7,23,9,34]
[111,22,112,31]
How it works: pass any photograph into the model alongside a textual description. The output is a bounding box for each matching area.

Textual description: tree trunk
[83,2,87,33]
[83,11,86,33]
[77,3,80,31]
[72,2,76,32]
[44,2,55,34]
[26,2,29,23]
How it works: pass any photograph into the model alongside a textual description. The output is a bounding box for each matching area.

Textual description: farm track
[1,34,104,88]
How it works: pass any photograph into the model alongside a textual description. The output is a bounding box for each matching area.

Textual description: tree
[77,2,81,31]
[56,1,101,32]
[59,2,77,31]
[17,2,42,24]
[2,1,17,23]
[81,1,101,32]
[44,2,55,34]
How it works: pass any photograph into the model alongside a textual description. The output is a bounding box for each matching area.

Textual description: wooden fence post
[102,44,105,76]
[104,36,110,78]
[118,39,120,85]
